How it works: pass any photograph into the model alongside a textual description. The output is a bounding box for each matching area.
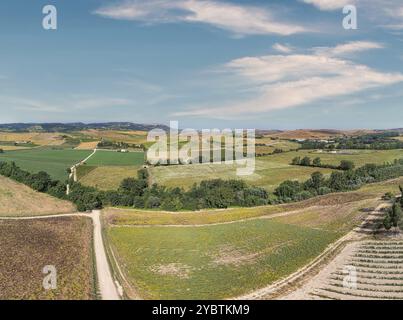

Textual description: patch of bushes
[276,159,403,203]
[291,156,355,171]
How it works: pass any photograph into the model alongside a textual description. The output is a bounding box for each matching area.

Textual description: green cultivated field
[85,151,144,166]
[0,149,92,181]
[150,158,334,192]
[80,166,140,190]
[265,149,403,167]
[107,219,339,299]
[105,177,403,299]
[150,149,403,191]
[104,176,403,300]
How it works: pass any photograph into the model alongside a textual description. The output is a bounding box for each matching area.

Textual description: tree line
[291,156,355,171]
[275,159,403,203]
[298,132,403,150]
[1,158,403,212]
[0,161,269,211]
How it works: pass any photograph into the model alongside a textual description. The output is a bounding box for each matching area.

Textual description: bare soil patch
[0,216,96,300]
[150,263,191,279]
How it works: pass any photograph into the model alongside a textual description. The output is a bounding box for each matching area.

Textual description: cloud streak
[94,0,308,36]
[301,0,354,10]
[174,42,403,118]
[272,43,294,54]
[313,41,384,56]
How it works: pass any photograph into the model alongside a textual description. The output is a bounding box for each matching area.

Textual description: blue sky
[0,0,402,129]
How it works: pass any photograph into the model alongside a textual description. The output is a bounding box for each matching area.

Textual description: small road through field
[0,210,121,300]
[69,149,97,181]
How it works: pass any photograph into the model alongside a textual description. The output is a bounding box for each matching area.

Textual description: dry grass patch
[0,145,31,151]
[0,176,75,217]
[79,166,140,190]
[273,198,380,233]
[104,190,379,227]
[75,141,99,150]
[0,132,66,146]
[150,263,191,279]
[212,242,294,267]
[81,130,148,145]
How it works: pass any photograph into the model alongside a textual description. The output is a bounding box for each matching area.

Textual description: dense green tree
[145,196,161,209]
[384,214,392,230]
[304,172,325,191]
[47,181,67,199]
[27,171,52,192]
[391,203,402,228]
[300,156,311,166]
[328,171,349,191]
[339,160,355,171]
[161,197,183,211]
[313,157,321,167]
[275,180,302,200]
[383,202,402,231]
[119,178,147,197]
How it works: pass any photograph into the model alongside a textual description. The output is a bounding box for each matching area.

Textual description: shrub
[339,160,355,171]
[145,196,161,209]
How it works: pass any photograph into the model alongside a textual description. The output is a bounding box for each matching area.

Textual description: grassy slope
[0,217,96,300]
[0,149,92,181]
[105,177,403,226]
[107,219,339,299]
[85,150,144,166]
[0,176,75,217]
[105,177,403,300]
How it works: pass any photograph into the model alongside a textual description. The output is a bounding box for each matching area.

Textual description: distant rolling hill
[0,122,170,133]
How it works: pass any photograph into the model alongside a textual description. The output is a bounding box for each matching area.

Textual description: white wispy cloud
[385,5,403,18]
[301,0,354,10]
[272,43,293,54]
[382,5,403,29]
[382,24,403,30]
[94,0,308,36]
[314,41,384,56]
[174,42,403,118]
[0,96,133,113]
[71,97,132,109]
[0,97,65,113]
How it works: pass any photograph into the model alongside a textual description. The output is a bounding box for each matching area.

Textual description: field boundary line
[106,207,324,228]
